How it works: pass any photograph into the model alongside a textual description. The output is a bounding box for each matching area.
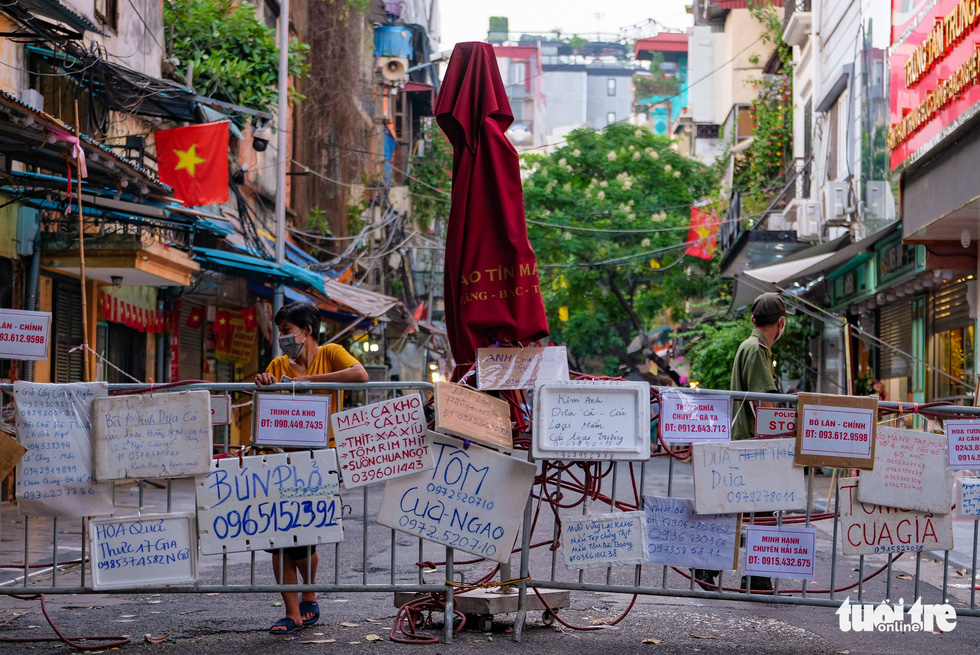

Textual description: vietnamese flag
[241,305,257,331]
[214,309,232,334]
[685,206,719,260]
[155,121,229,206]
[185,306,204,329]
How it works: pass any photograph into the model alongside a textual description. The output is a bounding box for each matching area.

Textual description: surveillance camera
[252,119,272,152]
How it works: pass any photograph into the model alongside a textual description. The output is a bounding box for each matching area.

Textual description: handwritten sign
[838,477,953,555]
[434,382,513,449]
[743,526,816,580]
[0,308,51,360]
[210,395,231,425]
[945,420,980,470]
[795,393,877,469]
[692,439,805,514]
[476,346,569,390]
[331,394,434,489]
[92,391,212,480]
[643,496,739,570]
[954,478,980,519]
[196,449,342,554]
[659,391,731,444]
[13,382,113,518]
[376,437,536,564]
[858,427,952,514]
[254,395,330,448]
[532,381,650,461]
[562,511,648,568]
[88,512,197,590]
[755,408,797,437]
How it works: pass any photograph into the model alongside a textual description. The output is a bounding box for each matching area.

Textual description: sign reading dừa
[795,393,877,470]
[434,381,513,450]
[691,439,805,514]
[838,477,953,556]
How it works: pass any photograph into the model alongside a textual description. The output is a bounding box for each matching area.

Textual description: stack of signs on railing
[89,512,197,590]
[476,346,568,390]
[433,381,513,450]
[12,381,114,517]
[532,380,650,461]
[857,427,953,514]
[376,436,536,564]
[92,390,212,480]
[643,496,739,570]
[794,392,877,469]
[561,511,649,568]
[330,394,435,489]
[838,477,953,555]
[691,439,805,514]
[196,449,343,554]
[658,390,731,445]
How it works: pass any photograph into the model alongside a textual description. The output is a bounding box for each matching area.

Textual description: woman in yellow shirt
[255,301,368,634]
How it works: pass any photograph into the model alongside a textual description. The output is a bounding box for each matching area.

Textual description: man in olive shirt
[731,292,786,440]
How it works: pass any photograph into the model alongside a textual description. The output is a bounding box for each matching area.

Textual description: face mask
[278,333,306,359]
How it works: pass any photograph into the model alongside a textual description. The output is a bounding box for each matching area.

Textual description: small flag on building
[214,309,232,334]
[685,206,719,260]
[241,305,257,331]
[154,121,230,207]
[185,306,205,329]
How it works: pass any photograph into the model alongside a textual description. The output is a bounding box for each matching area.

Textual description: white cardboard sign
[562,511,649,568]
[254,395,330,448]
[476,346,569,390]
[945,420,980,470]
[839,477,954,556]
[643,496,739,570]
[13,381,114,518]
[954,478,980,519]
[857,427,953,514]
[798,405,875,462]
[532,380,650,461]
[755,408,797,437]
[743,526,816,580]
[331,394,434,489]
[196,450,343,554]
[659,391,731,444]
[433,381,513,450]
[692,439,805,514]
[0,308,51,360]
[376,437,536,563]
[210,395,231,425]
[88,512,197,590]
[92,391,212,480]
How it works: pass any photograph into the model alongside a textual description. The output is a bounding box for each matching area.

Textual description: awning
[8,0,95,35]
[192,247,325,292]
[318,278,399,318]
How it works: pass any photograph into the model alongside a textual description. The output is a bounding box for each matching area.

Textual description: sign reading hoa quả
[88,512,197,590]
[331,394,435,490]
[795,392,877,470]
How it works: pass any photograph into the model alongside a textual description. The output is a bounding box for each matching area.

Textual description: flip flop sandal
[269,617,304,634]
[299,600,320,626]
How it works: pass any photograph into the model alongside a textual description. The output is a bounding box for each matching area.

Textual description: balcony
[783,0,812,47]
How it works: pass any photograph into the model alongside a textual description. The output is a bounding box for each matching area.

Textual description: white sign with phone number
[0,309,51,360]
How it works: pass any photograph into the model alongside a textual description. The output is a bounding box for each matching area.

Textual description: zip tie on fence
[0,594,131,650]
[445,576,530,589]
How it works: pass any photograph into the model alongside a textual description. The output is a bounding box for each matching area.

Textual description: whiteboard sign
[796,393,877,469]
[743,526,816,580]
[254,395,330,448]
[476,346,569,390]
[755,408,797,437]
[945,420,980,470]
[196,450,342,554]
[659,391,731,444]
[210,395,231,425]
[839,477,953,555]
[376,437,536,563]
[93,391,212,480]
[0,308,51,360]
[331,394,434,489]
[692,439,804,514]
[954,479,980,519]
[858,427,952,514]
[13,381,114,518]
[643,496,739,570]
[89,512,197,590]
[532,380,650,461]
[434,382,513,450]
[562,511,649,568]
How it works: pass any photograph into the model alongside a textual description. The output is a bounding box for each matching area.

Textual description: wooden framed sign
[794,392,877,469]
[434,382,513,450]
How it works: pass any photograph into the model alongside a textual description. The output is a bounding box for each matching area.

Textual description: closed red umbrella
[435,42,549,382]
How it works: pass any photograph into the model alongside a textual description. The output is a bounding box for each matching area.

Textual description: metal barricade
[2,382,980,644]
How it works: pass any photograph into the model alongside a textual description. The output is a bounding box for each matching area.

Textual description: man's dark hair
[753,312,783,328]
[274,301,320,334]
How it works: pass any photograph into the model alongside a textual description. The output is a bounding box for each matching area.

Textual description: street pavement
[2,459,980,654]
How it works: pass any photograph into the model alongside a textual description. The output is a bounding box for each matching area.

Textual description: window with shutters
[53,281,84,383]
[178,303,204,381]
[877,298,913,381]
[931,276,975,401]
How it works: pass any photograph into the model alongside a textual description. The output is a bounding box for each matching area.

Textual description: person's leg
[295,548,319,624]
[271,551,303,630]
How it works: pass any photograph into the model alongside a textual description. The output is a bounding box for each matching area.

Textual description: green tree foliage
[164,0,310,111]
[408,120,452,234]
[523,124,718,373]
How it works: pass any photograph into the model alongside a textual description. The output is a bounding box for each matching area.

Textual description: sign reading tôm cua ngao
[794,393,877,470]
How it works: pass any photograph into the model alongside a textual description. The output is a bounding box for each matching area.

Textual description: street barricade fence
[1,380,980,645]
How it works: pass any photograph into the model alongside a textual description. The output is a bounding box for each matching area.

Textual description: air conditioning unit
[767,212,787,231]
[822,182,850,224]
[864,181,890,221]
[797,201,822,241]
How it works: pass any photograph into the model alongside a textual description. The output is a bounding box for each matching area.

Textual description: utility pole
[273,0,290,355]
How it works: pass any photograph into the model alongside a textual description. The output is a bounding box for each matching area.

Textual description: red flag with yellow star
[154,121,229,206]
[685,206,719,260]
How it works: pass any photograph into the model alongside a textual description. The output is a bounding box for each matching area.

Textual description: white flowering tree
[523,124,717,376]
